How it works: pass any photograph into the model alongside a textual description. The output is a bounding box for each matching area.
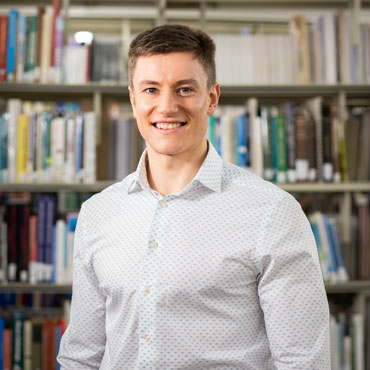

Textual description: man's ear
[207,83,220,115]
[129,86,137,118]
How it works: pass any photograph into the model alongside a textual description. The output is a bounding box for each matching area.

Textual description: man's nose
[157,90,178,114]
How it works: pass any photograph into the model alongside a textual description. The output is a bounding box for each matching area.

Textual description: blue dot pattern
[57,142,331,369]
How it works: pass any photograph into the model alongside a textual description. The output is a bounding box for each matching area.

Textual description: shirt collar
[127,141,223,194]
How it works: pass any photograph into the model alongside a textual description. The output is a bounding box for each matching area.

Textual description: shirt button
[144,286,151,294]
[149,241,158,249]
[144,334,150,341]
[159,200,167,208]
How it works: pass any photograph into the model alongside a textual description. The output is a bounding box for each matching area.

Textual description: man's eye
[145,88,157,94]
[179,87,192,94]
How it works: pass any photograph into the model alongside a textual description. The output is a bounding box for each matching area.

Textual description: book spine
[83,112,96,183]
[40,12,52,84]
[0,113,9,182]
[18,205,30,282]
[7,205,17,281]
[53,13,64,84]
[284,102,297,183]
[0,16,8,81]
[24,16,37,82]
[37,195,46,282]
[51,117,65,183]
[29,214,38,284]
[16,114,29,182]
[276,114,287,183]
[16,14,26,83]
[12,309,25,370]
[3,328,12,370]
[7,99,22,183]
[0,316,4,369]
[45,195,56,282]
[42,319,57,370]
[35,5,45,82]
[6,9,18,82]
[261,106,273,181]
[235,114,247,167]
[322,106,333,182]
[75,114,84,183]
[23,320,32,370]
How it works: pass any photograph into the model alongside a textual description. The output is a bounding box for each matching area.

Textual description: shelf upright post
[156,0,167,26]
[94,91,102,146]
[200,1,207,31]
[351,0,361,83]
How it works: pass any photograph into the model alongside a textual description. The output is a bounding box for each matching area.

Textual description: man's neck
[146,141,208,196]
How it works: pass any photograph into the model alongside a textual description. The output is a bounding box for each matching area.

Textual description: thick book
[23,320,32,370]
[3,327,12,370]
[16,114,29,182]
[42,319,57,370]
[40,11,52,83]
[7,99,22,183]
[0,16,8,81]
[271,107,287,183]
[35,5,45,82]
[50,117,65,183]
[18,205,30,282]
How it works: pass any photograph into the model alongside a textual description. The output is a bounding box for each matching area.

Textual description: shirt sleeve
[257,194,331,369]
[57,204,107,369]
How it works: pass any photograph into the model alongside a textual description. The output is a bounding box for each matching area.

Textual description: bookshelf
[0,0,370,368]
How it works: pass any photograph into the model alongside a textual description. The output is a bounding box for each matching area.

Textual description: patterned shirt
[58,142,330,369]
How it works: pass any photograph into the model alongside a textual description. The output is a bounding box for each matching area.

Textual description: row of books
[208,99,370,184]
[0,1,124,84]
[0,99,97,184]
[0,301,70,370]
[309,212,348,283]
[213,11,370,85]
[330,312,364,370]
[0,194,79,283]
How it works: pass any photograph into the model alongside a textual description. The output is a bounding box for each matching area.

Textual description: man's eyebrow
[175,79,200,87]
[137,80,160,87]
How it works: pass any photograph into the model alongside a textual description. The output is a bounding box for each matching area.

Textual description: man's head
[128,25,220,161]
[128,24,216,90]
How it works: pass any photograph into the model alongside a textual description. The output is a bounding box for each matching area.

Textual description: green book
[25,16,37,81]
[271,107,287,183]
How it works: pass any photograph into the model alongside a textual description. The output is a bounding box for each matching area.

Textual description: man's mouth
[152,121,186,130]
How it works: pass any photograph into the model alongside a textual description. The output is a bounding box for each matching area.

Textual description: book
[40,11,52,84]
[12,309,25,370]
[0,16,8,82]
[15,13,26,83]
[3,328,12,370]
[42,319,57,370]
[6,9,18,82]
[24,16,38,82]
[23,320,32,370]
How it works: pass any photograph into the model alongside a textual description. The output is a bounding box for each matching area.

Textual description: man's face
[129,52,219,158]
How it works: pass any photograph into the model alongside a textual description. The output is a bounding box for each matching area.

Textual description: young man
[58,25,330,369]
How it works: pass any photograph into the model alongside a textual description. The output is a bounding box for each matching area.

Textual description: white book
[220,107,235,163]
[23,320,32,370]
[353,313,364,370]
[7,99,22,183]
[323,13,338,84]
[63,45,88,84]
[64,116,76,183]
[83,112,96,183]
[56,219,66,284]
[51,117,65,182]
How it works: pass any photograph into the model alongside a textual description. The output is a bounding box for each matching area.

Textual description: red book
[0,16,8,81]
[3,328,12,370]
[7,206,17,281]
[42,319,57,370]
[50,0,61,67]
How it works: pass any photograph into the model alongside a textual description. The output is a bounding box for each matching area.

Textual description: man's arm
[257,194,331,369]
[57,204,107,369]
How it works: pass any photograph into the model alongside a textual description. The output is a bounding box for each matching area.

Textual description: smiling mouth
[153,122,187,129]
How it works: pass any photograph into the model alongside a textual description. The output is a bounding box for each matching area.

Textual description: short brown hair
[128,24,216,89]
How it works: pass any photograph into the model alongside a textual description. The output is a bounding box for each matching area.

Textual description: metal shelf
[0,281,369,293]
[0,181,114,193]
[325,281,370,293]
[0,181,369,193]
[0,283,72,293]
[1,83,370,98]
[278,182,370,193]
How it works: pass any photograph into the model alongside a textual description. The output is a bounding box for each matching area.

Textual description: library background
[0,0,369,368]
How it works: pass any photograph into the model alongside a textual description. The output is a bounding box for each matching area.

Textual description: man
[58,24,330,369]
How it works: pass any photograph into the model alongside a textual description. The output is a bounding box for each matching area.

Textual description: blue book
[37,195,46,282]
[75,114,84,181]
[12,309,25,369]
[0,316,4,369]
[56,324,62,370]
[235,114,247,167]
[215,116,222,156]
[322,214,339,275]
[45,195,56,282]
[6,9,18,81]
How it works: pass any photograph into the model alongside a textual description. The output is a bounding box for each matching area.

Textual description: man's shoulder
[222,161,288,202]
[81,172,135,212]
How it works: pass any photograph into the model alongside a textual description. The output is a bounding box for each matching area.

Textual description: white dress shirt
[58,142,330,369]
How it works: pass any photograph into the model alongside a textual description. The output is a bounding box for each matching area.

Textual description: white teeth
[155,122,182,129]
